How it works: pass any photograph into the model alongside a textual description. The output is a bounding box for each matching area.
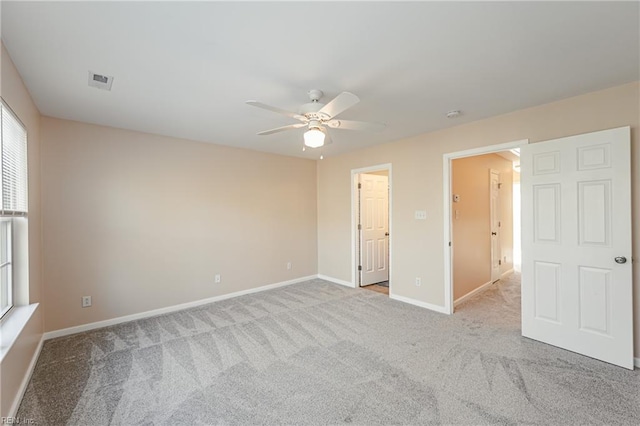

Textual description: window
[0,100,28,319]
[0,220,12,317]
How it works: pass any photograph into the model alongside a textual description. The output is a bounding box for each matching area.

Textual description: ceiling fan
[246,89,384,149]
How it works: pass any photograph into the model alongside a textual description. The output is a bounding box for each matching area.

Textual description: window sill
[0,303,39,363]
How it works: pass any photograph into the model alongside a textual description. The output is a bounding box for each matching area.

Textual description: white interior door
[359,173,389,286]
[521,126,633,369]
[490,169,501,282]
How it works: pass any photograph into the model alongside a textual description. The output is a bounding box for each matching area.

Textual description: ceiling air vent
[88,71,114,91]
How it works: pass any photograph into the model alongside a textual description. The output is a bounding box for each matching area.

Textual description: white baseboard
[389,293,449,314]
[44,275,316,340]
[501,268,514,278]
[317,274,355,288]
[635,357,640,369]
[454,280,494,307]
[8,335,43,418]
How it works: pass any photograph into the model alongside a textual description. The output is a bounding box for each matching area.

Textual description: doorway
[449,151,520,307]
[443,140,528,313]
[444,129,634,370]
[351,164,392,295]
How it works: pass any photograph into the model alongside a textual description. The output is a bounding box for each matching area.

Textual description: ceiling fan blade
[326,119,385,132]
[257,123,306,135]
[246,100,306,121]
[317,92,360,119]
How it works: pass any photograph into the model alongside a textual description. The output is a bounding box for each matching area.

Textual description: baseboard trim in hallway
[454,280,493,307]
[501,268,514,278]
[43,275,317,340]
[635,357,639,369]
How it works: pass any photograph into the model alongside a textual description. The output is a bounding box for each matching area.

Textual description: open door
[359,173,389,286]
[489,169,501,283]
[521,127,633,369]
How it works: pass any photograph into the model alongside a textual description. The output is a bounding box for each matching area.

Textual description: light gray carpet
[17,275,640,425]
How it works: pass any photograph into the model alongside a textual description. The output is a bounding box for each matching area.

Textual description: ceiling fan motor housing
[299,89,330,120]
[299,101,325,116]
[308,89,323,102]
[308,120,322,130]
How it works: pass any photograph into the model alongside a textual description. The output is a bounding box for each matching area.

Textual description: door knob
[491,232,497,236]
[614,256,627,264]
[385,232,389,236]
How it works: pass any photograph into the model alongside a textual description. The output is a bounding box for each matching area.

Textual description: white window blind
[0,101,28,216]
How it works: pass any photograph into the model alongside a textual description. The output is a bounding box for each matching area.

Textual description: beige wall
[40,117,318,332]
[452,154,513,301]
[0,44,43,417]
[317,81,640,357]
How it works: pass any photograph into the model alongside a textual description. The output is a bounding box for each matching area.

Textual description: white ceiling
[2,2,638,159]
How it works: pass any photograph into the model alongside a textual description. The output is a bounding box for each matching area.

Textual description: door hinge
[449,242,452,247]
[498,183,502,189]
[498,221,501,228]
[498,260,502,265]
[358,265,362,271]
[358,183,362,189]
[358,224,362,230]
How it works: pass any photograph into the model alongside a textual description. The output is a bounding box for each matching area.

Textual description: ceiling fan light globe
[304,128,325,148]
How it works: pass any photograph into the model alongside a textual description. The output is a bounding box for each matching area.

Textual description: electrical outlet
[214,274,221,283]
[82,296,92,308]
[287,262,292,270]
[415,210,427,220]
[415,277,422,287]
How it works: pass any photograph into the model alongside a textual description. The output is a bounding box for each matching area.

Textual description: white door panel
[490,170,501,282]
[521,126,633,369]
[360,173,389,286]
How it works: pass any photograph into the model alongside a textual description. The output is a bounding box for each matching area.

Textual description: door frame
[443,140,528,314]
[351,163,392,291]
